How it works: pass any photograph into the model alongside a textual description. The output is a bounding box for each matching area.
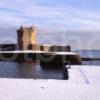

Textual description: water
[0,62,62,79]
[76,50,100,66]
[0,50,99,79]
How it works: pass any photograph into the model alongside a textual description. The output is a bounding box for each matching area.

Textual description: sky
[0,0,100,50]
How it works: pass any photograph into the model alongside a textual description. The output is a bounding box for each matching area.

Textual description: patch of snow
[0,65,100,100]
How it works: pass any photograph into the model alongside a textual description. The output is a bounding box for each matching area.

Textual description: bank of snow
[0,65,100,100]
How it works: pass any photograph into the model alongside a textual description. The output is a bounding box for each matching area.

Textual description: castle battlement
[17,26,36,33]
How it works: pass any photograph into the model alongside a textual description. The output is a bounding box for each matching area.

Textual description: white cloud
[0,0,100,30]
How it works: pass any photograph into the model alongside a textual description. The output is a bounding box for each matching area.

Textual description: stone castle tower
[17,26,36,50]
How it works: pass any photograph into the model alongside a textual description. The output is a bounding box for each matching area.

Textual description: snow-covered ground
[0,65,100,100]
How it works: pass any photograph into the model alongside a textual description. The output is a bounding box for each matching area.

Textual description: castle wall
[30,44,71,52]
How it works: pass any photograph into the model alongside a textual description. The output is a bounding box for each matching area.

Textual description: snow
[0,65,100,100]
[0,51,78,56]
[0,50,44,53]
[52,52,78,55]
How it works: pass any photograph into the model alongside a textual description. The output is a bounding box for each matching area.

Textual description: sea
[0,50,100,79]
[75,50,100,66]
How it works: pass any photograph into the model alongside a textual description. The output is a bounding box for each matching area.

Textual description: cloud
[0,0,100,30]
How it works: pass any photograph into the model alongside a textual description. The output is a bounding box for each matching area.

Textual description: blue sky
[0,0,100,30]
[0,0,100,50]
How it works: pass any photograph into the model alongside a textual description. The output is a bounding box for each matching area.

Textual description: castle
[0,26,71,52]
[0,26,82,65]
[16,26,71,52]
